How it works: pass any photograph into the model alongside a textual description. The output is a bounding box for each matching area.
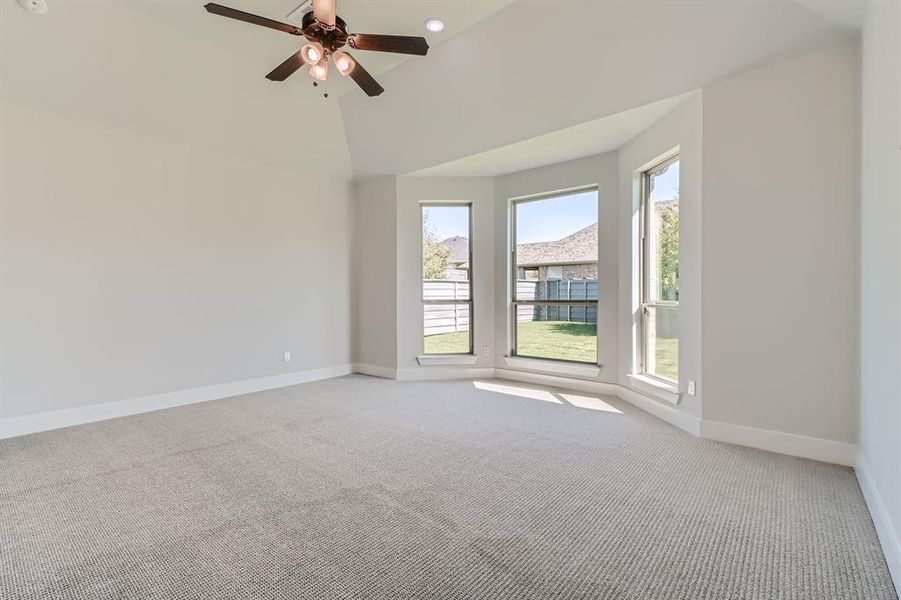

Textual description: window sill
[417,355,478,366]
[503,356,601,378]
[627,374,680,404]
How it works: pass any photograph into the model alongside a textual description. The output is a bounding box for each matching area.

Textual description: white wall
[0,101,353,422]
[700,42,861,446]
[858,0,901,590]
[618,93,703,418]
[350,41,863,468]
[494,153,620,380]
[352,177,398,371]
[395,177,496,375]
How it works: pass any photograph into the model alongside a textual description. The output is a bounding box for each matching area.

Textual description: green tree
[422,215,450,279]
[658,200,680,301]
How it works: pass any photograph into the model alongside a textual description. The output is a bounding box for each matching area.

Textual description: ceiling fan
[204,0,429,97]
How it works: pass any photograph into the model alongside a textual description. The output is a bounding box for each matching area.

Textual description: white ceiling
[339,0,854,176]
[794,0,867,28]
[0,0,509,172]
[411,93,695,177]
[124,1,513,94]
[0,0,860,178]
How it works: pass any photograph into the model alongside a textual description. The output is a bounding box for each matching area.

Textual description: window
[422,204,472,355]
[639,156,680,383]
[511,189,598,364]
[518,266,539,280]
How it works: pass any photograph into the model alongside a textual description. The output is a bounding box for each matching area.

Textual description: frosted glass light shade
[332,51,355,76]
[300,42,324,66]
[309,56,328,81]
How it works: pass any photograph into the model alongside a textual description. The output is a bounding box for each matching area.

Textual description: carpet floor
[1,375,896,599]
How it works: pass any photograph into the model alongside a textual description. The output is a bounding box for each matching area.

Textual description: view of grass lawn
[651,338,679,382]
[423,331,470,355]
[424,321,678,381]
[515,321,597,363]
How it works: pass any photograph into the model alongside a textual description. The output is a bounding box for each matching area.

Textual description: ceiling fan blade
[204,3,303,36]
[266,51,305,81]
[349,34,429,56]
[345,54,384,97]
[312,0,337,26]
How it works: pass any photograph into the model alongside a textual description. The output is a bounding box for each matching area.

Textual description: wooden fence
[423,280,470,336]
[423,279,599,337]
[516,279,598,324]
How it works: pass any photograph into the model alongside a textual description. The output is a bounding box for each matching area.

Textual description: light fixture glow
[309,56,328,81]
[424,17,444,32]
[300,42,324,66]
[332,50,356,76]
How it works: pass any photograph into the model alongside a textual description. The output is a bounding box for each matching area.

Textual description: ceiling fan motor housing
[301,11,349,53]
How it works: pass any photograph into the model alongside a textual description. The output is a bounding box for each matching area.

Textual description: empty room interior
[1,0,900,598]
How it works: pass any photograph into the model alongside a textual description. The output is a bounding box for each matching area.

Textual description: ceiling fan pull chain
[311,80,329,98]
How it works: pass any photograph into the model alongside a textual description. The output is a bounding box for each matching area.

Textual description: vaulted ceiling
[0,0,508,173]
[1,1,857,178]
[338,0,853,176]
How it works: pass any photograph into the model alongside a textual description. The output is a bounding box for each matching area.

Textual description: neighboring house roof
[516,222,598,266]
[443,236,470,265]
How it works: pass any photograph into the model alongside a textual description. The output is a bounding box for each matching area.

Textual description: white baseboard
[856,456,901,593]
[495,368,701,436]
[0,364,354,440]
[698,419,857,467]
[497,369,856,464]
[3,362,858,469]
[617,382,700,436]
[416,355,478,366]
[396,366,495,381]
[352,363,398,379]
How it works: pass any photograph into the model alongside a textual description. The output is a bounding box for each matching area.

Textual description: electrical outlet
[687,380,696,396]
[283,351,292,363]
[483,346,491,357]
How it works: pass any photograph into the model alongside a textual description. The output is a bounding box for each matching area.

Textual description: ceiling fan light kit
[300,42,325,66]
[204,0,429,97]
[309,57,329,81]
[332,51,356,76]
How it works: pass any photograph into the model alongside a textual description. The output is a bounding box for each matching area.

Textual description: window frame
[420,202,474,356]
[638,154,680,384]
[509,186,599,365]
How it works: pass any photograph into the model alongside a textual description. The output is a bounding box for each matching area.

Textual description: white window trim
[504,356,601,378]
[638,153,680,385]
[627,373,680,404]
[417,354,478,366]
[420,202,474,357]
[509,186,600,367]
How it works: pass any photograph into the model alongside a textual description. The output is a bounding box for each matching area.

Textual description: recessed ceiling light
[424,18,444,33]
[17,0,48,14]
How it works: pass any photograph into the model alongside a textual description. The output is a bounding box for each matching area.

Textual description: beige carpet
[1,375,896,599]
